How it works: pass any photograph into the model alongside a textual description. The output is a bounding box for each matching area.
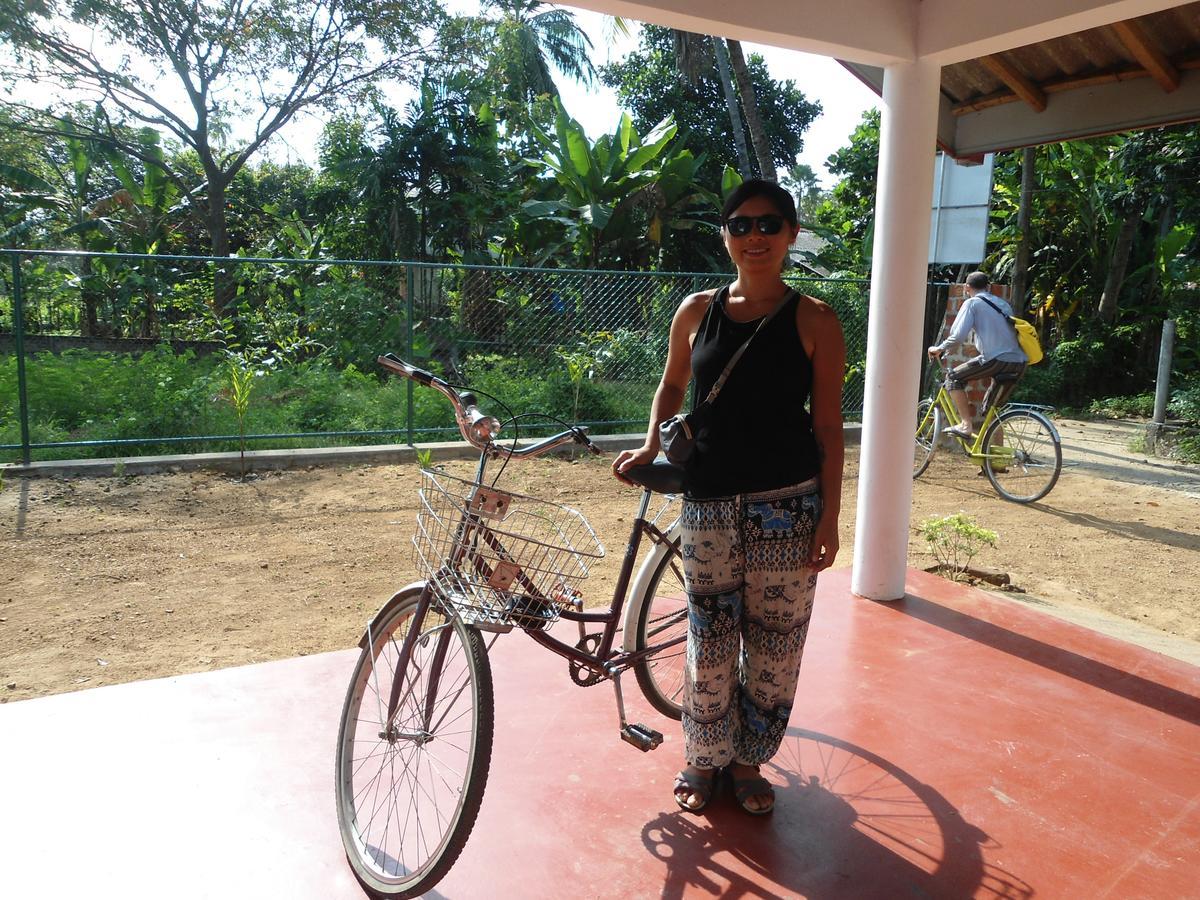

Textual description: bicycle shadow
[640,729,1032,899]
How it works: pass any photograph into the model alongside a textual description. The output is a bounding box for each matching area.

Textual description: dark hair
[721,179,798,226]
[966,271,990,290]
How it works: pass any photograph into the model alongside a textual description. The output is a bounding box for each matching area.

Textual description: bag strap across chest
[702,285,796,405]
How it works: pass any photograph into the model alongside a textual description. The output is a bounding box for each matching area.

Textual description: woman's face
[721,194,801,275]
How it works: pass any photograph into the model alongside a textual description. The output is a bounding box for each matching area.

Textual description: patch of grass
[1,346,655,462]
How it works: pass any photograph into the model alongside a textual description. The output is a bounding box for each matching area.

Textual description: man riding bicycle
[927,271,1027,439]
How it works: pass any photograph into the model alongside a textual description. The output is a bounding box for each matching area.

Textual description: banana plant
[521,100,713,267]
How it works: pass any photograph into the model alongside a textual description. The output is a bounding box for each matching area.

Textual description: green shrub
[303,279,408,373]
[1171,376,1200,423]
[1087,393,1155,419]
[919,513,997,582]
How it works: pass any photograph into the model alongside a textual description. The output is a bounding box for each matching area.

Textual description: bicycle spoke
[984,410,1061,502]
[337,589,492,895]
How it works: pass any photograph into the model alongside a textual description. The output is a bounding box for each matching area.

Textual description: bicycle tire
[335,586,494,899]
[982,408,1062,503]
[914,397,941,479]
[632,538,687,721]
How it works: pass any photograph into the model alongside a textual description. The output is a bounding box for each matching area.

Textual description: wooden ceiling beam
[979,53,1048,112]
[1111,18,1180,93]
[953,54,1200,117]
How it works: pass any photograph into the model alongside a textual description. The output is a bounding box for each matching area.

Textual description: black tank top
[685,286,820,498]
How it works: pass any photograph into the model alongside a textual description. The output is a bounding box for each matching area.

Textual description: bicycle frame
[922,385,1024,472]
[380,449,685,733]
[927,386,999,459]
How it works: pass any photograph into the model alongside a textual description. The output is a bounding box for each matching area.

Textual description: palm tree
[670,31,774,181]
[725,40,776,181]
[484,0,596,105]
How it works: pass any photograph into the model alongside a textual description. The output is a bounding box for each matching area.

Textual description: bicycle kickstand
[609,667,663,752]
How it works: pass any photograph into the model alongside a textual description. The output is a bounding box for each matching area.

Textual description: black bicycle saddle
[622,461,685,495]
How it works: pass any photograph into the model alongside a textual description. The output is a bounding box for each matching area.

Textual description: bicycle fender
[621,522,682,653]
[357,581,427,650]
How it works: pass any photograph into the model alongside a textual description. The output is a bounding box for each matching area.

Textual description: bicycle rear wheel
[633,539,687,720]
[982,408,1062,503]
[335,586,494,899]
[914,398,941,478]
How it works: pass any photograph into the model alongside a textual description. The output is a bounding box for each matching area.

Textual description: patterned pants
[680,479,821,768]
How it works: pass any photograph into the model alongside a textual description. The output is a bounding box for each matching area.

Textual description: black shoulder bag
[658,287,794,465]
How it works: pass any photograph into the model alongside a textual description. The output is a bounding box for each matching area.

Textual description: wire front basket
[413,469,605,630]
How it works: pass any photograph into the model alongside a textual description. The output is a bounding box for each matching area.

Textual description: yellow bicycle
[914,377,1062,503]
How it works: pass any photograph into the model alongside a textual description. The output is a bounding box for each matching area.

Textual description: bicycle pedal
[620,723,663,752]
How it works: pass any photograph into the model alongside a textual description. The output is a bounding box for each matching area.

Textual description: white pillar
[851,59,941,601]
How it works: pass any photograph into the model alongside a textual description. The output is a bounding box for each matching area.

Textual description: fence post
[10,254,32,466]
[406,264,415,445]
[1150,318,1176,451]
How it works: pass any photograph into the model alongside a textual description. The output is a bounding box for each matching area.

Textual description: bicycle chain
[568,634,607,687]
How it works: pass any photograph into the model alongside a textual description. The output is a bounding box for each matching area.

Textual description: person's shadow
[642,728,1033,899]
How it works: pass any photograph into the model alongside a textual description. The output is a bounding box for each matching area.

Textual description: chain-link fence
[1,248,927,464]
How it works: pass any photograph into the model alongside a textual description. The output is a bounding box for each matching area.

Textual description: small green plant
[555,332,615,422]
[919,513,997,582]
[226,357,256,479]
[112,459,126,478]
[416,448,433,468]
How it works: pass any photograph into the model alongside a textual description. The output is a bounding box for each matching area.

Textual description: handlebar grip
[572,426,604,455]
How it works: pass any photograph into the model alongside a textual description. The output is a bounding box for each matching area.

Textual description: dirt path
[2,424,1198,703]
[1056,417,1200,496]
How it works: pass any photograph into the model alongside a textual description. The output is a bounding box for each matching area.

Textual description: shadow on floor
[641,729,1033,899]
[887,594,1200,726]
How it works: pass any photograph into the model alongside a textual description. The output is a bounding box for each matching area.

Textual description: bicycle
[913,364,1062,503]
[334,353,690,899]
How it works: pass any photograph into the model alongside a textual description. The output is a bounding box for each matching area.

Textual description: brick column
[937,282,1009,430]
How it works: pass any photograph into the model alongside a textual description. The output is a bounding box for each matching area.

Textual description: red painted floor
[2,568,1198,899]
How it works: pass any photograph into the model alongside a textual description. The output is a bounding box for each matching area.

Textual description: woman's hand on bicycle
[810,516,839,572]
[612,444,658,486]
[927,346,944,360]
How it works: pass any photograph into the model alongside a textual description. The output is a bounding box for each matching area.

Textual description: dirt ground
[3,424,1199,703]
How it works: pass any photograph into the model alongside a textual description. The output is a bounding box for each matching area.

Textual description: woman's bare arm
[612,291,711,482]
[802,299,847,569]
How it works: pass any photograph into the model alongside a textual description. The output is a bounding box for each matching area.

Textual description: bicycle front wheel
[981,408,1062,503]
[335,586,494,899]
[632,539,687,720]
[914,397,941,479]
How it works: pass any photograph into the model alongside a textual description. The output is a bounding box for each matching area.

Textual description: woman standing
[613,179,845,815]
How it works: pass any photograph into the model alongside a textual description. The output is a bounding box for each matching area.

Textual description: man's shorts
[945,356,1026,411]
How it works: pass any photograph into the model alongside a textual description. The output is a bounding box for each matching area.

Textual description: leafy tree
[0,0,438,310]
[811,109,880,273]
[781,163,827,222]
[314,73,518,266]
[600,26,819,197]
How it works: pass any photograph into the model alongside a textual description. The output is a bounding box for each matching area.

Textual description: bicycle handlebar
[377,353,603,460]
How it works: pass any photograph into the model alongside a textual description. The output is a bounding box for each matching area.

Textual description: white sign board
[929,153,994,265]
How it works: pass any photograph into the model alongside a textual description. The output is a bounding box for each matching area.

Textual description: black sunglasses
[723,214,786,236]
